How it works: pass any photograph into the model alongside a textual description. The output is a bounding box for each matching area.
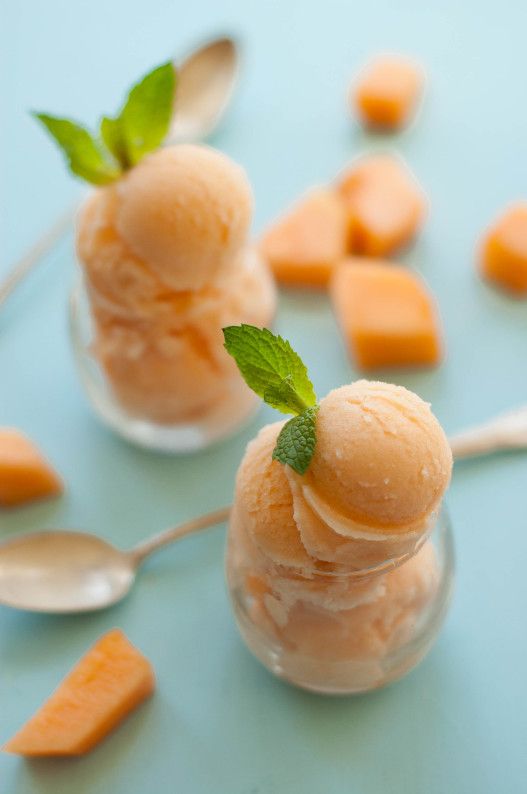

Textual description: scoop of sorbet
[304,381,452,534]
[113,145,253,291]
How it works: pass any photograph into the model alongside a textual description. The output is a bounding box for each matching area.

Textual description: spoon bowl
[0,531,135,613]
[0,506,230,614]
[167,36,239,144]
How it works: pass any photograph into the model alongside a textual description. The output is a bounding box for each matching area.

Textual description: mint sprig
[33,115,121,185]
[223,325,319,475]
[33,61,176,185]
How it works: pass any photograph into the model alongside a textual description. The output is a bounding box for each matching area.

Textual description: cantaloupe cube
[353,56,424,130]
[331,260,442,370]
[480,203,527,295]
[336,156,426,257]
[259,188,348,287]
[3,629,155,756]
[0,428,63,508]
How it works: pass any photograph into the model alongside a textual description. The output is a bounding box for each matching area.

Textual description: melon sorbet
[226,381,453,690]
[76,145,276,425]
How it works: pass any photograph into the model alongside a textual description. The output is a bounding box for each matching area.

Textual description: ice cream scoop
[75,144,275,433]
[234,422,314,569]
[306,381,452,528]
[233,382,452,576]
[114,145,253,291]
[290,381,452,566]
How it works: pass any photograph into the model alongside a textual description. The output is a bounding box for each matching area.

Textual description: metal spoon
[0,506,231,614]
[0,35,240,311]
[1,405,527,615]
[168,35,239,144]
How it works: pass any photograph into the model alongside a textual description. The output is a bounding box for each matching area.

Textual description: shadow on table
[221,633,494,794]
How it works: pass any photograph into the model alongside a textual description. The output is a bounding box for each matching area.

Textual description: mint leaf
[264,374,311,415]
[35,61,176,181]
[33,113,121,185]
[272,406,319,475]
[223,325,317,415]
[118,61,175,166]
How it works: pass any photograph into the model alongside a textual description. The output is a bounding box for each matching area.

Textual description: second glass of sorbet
[226,381,454,694]
[70,145,276,452]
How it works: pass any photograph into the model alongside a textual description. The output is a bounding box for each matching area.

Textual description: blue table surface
[1,1,527,791]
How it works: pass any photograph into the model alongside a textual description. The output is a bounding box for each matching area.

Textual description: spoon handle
[0,204,77,309]
[129,505,231,566]
[449,405,527,459]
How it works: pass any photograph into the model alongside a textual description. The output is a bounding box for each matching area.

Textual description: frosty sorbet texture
[227,381,452,688]
[76,145,275,425]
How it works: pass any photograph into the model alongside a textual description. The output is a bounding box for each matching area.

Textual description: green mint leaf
[33,113,121,185]
[118,61,175,166]
[223,325,317,415]
[263,374,311,415]
[272,406,319,475]
[100,115,129,169]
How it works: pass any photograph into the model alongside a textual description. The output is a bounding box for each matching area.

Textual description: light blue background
[1,1,527,791]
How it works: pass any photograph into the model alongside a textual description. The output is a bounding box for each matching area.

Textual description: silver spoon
[0,506,231,614]
[168,35,239,143]
[0,35,240,311]
[1,405,527,614]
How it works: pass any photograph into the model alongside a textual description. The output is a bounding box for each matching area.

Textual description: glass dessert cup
[69,275,261,453]
[226,506,454,695]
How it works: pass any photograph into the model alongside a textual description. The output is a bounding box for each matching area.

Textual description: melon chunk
[353,55,424,130]
[3,629,155,756]
[259,188,348,287]
[331,260,442,370]
[336,156,426,257]
[480,203,527,295]
[0,428,63,508]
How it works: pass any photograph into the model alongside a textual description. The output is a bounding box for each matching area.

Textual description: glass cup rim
[236,505,449,582]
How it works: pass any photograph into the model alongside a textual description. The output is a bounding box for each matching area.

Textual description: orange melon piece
[0,428,63,508]
[353,55,424,130]
[331,259,442,370]
[480,203,527,295]
[259,188,348,287]
[3,629,155,756]
[336,155,426,257]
